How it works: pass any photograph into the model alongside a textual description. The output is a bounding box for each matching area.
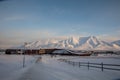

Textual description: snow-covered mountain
[111,40,120,49]
[112,40,120,46]
[17,36,120,50]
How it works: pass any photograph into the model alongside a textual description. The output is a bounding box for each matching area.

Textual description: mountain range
[17,36,120,50]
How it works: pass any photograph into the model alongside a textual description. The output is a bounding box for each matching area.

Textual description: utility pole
[23,42,27,68]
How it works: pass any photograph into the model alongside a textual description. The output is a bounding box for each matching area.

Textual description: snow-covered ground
[0,54,38,80]
[0,55,120,80]
[18,55,120,80]
[59,56,120,71]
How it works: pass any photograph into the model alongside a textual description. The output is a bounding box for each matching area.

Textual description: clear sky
[0,0,120,48]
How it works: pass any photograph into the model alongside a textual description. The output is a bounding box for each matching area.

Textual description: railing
[58,59,120,71]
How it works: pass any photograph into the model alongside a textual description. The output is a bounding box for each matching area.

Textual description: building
[6,49,23,54]
[5,48,57,55]
[0,49,5,54]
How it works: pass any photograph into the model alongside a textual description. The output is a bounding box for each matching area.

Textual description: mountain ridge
[15,36,120,50]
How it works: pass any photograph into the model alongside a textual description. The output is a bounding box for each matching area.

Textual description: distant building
[5,48,92,56]
[5,48,57,55]
[6,49,23,54]
[91,50,119,56]
[0,49,5,54]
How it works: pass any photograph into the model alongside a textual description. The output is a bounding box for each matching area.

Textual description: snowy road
[18,55,82,80]
[16,55,120,80]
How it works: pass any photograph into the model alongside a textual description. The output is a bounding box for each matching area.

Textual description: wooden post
[88,62,89,70]
[69,61,71,64]
[79,62,81,68]
[101,62,103,71]
[73,62,75,66]
[23,53,25,68]
[69,61,70,64]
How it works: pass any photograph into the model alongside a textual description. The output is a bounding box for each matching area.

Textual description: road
[18,55,82,80]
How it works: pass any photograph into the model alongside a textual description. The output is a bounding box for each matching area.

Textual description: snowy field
[0,54,38,80]
[0,54,120,80]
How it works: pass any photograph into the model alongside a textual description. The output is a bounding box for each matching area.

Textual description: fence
[58,59,120,71]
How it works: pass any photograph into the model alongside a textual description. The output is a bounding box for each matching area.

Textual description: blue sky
[0,0,120,48]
